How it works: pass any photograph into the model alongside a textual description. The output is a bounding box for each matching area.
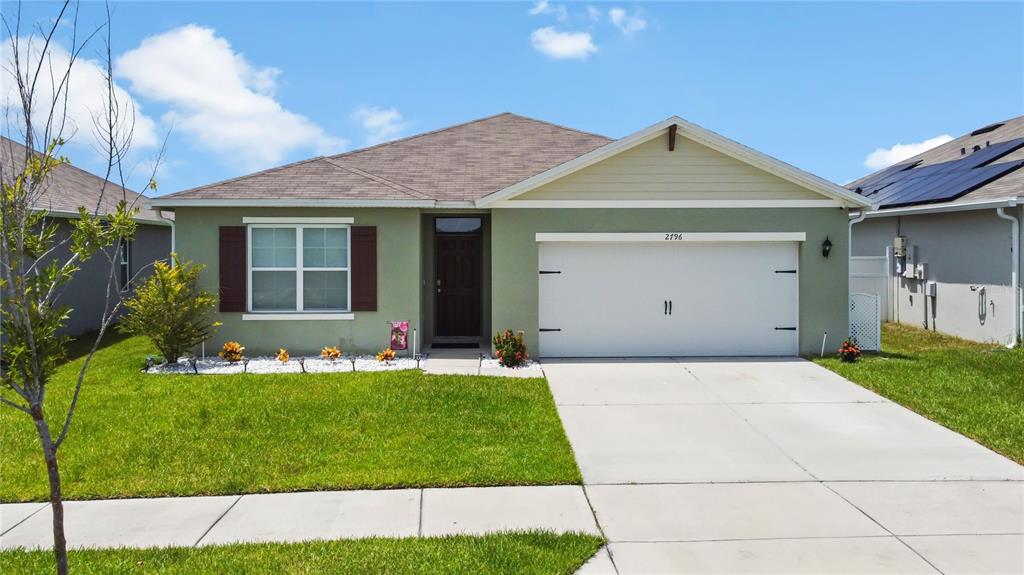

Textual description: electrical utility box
[893,236,908,257]
[914,263,928,280]
[926,281,937,297]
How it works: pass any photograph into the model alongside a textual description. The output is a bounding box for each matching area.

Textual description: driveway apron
[545,358,1024,574]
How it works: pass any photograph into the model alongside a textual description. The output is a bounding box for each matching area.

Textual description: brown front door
[435,224,482,337]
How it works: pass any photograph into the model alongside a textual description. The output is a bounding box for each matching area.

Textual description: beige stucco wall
[517,135,823,201]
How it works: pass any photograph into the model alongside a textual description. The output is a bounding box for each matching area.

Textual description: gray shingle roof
[847,116,1024,207]
[1,136,167,223]
[160,113,612,202]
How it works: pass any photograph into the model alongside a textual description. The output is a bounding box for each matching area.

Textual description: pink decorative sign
[390,321,409,350]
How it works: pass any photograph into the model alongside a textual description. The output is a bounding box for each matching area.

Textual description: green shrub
[119,255,219,362]
[493,329,529,368]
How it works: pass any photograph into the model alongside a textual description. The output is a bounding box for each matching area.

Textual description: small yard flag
[390,321,409,350]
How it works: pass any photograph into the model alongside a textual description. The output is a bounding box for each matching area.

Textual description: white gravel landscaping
[480,358,542,372]
[147,355,420,375]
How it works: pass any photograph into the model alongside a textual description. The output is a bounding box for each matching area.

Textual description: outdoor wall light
[822,236,833,258]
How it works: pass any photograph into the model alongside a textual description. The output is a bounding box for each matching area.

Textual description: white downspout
[995,203,1020,348]
[848,210,868,342]
[157,209,176,256]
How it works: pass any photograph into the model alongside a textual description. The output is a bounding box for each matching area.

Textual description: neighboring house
[849,117,1023,346]
[1,137,173,336]
[149,113,870,357]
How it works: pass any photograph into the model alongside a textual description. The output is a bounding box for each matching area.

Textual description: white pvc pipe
[995,206,1020,348]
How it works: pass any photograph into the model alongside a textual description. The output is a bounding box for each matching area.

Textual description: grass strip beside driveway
[0,335,581,502]
[0,532,605,575]
[814,323,1024,464]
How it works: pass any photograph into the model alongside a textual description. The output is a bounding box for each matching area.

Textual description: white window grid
[247,224,351,313]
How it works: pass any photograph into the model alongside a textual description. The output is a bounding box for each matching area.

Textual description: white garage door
[538,241,799,357]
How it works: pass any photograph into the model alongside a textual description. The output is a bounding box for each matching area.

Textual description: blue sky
[3,1,1022,195]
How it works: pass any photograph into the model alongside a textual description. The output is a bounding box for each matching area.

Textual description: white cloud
[586,6,602,22]
[531,27,598,60]
[528,0,568,21]
[1,37,159,152]
[864,135,954,171]
[352,106,406,146]
[608,7,647,35]
[115,25,345,170]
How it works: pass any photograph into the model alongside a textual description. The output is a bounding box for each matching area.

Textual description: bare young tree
[0,2,165,573]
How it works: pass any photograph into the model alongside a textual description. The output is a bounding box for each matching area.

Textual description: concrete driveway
[543,358,1024,574]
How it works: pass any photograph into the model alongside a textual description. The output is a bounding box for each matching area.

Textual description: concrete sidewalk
[0,485,599,550]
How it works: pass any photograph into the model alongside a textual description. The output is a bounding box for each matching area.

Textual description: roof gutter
[32,207,172,226]
[852,197,1023,219]
[995,203,1020,348]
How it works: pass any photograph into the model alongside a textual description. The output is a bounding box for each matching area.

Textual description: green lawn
[0,532,604,575]
[814,323,1024,464]
[0,335,581,502]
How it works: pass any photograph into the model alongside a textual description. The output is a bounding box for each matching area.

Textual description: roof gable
[478,117,872,208]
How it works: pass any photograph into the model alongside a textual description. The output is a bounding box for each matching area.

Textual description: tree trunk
[32,406,68,575]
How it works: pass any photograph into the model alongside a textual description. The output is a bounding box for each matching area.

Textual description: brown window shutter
[219,226,246,312]
[351,226,377,311]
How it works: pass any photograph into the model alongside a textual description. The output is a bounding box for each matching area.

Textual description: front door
[435,218,483,337]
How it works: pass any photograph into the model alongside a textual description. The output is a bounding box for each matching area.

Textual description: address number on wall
[664,233,687,241]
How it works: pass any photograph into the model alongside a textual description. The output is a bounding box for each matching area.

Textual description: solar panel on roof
[960,137,1024,168]
[880,160,1024,208]
[851,133,1024,209]
[894,169,987,206]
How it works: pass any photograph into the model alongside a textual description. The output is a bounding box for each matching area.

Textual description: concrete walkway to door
[545,358,1024,575]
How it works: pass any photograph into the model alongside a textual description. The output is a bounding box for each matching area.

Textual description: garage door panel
[539,242,798,357]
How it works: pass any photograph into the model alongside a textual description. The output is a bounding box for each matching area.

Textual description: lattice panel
[850,293,881,351]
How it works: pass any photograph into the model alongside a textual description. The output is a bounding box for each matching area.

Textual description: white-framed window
[247,224,350,313]
[118,239,132,292]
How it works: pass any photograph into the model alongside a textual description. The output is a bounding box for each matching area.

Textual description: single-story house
[849,116,1022,346]
[149,113,871,357]
[1,136,173,335]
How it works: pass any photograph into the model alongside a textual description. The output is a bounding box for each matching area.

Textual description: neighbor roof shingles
[847,116,1024,207]
[1,136,166,222]
[161,113,612,202]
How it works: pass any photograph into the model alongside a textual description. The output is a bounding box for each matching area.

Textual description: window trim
[118,238,132,292]
[246,224,352,314]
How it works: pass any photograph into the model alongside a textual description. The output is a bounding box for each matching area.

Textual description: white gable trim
[490,199,842,209]
[477,116,873,209]
[535,232,806,243]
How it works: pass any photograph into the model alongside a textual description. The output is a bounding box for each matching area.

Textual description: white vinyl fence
[850,292,881,351]
[850,255,890,322]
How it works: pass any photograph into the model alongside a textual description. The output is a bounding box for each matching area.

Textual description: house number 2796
[664,233,686,241]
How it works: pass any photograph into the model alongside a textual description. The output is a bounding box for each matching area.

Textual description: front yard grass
[0,532,605,575]
[0,335,581,502]
[814,323,1024,464]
